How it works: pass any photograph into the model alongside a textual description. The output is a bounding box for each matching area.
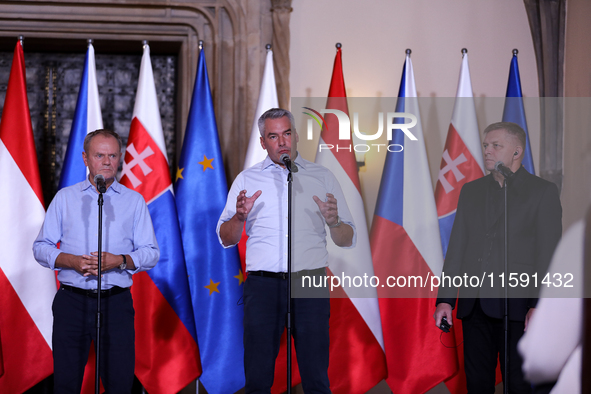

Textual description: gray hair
[483,122,526,148]
[83,129,123,152]
[258,108,296,137]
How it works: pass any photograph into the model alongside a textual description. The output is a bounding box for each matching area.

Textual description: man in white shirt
[217,108,355,393]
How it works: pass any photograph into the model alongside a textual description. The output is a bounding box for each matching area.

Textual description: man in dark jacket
[434,122,562,393]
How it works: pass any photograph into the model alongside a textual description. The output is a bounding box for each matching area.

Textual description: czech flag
[59,42,103,189]
[370,51,456,393]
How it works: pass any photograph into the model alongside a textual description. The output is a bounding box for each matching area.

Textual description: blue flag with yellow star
[174,47,245,393]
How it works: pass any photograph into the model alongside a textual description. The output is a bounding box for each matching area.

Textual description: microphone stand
[286,162,293,392]
[503,176,509,394]
[95,190,104,394]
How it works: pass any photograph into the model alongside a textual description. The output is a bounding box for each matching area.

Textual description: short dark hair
[258,108,296,137]
[83,129,123,153]
[483,122,526,148]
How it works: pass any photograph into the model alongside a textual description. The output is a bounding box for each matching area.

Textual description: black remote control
[439,317,451,333]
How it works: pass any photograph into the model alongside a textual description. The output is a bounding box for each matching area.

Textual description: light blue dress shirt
[217,154,356,273]
[33,178,159,289]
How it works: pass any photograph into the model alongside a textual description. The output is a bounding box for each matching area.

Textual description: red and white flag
[244,48,279,169]
[313,45,387,393]
[0,40,56,392]
[239,48,280,269]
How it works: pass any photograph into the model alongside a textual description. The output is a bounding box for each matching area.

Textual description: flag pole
[196,41,203,394]
[89,39,101,394]
[462,47,467,57]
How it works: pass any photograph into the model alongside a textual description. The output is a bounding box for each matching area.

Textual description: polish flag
[434,52,485,394]
[0,40,57,393]
[370,52,457,392]
[120,43,201,393]
[244,47,279,169]
[239,48,280,268]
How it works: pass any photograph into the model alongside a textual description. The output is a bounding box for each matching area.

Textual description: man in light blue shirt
[33,129,159,393]
[217,108,355,392]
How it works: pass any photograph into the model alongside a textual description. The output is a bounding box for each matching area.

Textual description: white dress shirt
[217,153,356,273]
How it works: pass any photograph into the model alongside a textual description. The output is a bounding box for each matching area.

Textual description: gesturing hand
[236,190,262,222]
[313,193,339,227]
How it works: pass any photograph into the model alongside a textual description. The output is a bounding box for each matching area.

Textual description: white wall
[289,0,539,227]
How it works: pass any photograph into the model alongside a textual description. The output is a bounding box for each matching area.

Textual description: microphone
[494,161,515,179]
[280,153,292,172]
[94,174,107,194]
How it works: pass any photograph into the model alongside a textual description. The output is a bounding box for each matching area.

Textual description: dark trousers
[52,286,135,393]
[243,274,331,394]
[462,300,531,394]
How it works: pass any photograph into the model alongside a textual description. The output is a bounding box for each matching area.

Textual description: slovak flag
[119,43,201,393]
[434,51,485,394]
[435,51,484,257]
[370,51,457,392]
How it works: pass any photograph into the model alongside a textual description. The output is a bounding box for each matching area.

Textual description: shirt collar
[487,165,527,193]
[80,176,122,194]
[260,152,307,171]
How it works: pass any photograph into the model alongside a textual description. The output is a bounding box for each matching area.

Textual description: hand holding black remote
[439,317,451,333]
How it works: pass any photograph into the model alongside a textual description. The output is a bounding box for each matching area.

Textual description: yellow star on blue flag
[234,270,245,286]
[204,279,220,295]
[199,155,214,171]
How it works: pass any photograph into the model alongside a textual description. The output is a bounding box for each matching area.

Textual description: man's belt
[248,268,326,280]
[60,284,129,298]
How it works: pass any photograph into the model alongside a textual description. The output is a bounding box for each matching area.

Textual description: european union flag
[174,46,245,393]
[502,51,535,174]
